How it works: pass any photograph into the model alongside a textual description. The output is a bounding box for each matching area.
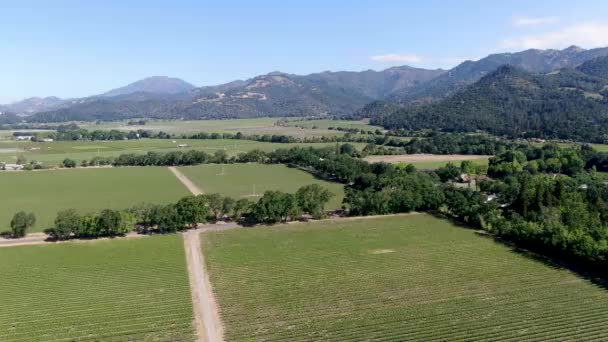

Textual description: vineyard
[0,235,195,341]
[178,163,345,209]
[0,167,188,232]
[202,214,608,341]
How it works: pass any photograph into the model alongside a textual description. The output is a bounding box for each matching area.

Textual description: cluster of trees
[477,173,608,266]
[49,209,135,240]
[50,128,166,141]
[45,184,334,240]
[487,144,587,178]
[112,150,228,167]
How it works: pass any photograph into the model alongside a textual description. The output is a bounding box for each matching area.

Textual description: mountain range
[3,45,608,135]
[24,66,443,122]
[371,56,608,142]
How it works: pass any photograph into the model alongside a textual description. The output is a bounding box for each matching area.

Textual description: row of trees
[45,184,334,240]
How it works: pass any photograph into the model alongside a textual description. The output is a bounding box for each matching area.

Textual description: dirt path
[184,229,225,342]
[0,231,146,248]
[169,166,204,195]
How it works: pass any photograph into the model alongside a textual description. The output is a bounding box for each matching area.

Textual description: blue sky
[2,0,608,102]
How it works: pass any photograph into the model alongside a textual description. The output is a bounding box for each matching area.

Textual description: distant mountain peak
[101,76,196,97]
[564,45,585,53]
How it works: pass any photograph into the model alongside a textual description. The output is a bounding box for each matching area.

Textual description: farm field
[178,163,345,209]
[0,139,362,166]
[0,235,194,341]
[202,214,608,341]
[282,119,384,131]
[365,154,490,169]
[0,167,188,232]
[79,118,342,137]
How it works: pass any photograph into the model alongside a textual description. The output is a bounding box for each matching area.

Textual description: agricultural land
[202,214,608,341]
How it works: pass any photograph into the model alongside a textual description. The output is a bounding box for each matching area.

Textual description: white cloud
[370,54,424,64]
[512,16,559,28]
[502,22,608,49]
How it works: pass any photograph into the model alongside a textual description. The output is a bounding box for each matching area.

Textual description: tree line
[39,184,334,240]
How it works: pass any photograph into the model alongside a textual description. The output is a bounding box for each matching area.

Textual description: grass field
[365,154,490,169]
[0,235,194,341]
[0,139,363,166]
[179,163,345,209]
[282,119,384,131]
[79,118,342,138]
[203,214,608,341]
[407,158,490,169]
[0,167,188,232]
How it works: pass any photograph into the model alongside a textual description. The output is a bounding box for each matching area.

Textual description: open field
[179,163,345,209]
[203,214,608,341]
[0,167,188,232]
[0,235,194,341]
[282,119,384,131]
[365,153,490,169]
[79,118,343,138]
[0,139,363,166]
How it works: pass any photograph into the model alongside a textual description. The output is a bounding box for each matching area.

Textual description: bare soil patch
[365,154,489,164]
[370,249,395,254]
[184,230,225,342]
[169,166,204,195]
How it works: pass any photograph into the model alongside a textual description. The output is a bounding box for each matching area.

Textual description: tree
[222,197,236,219]
[10,211,35,238]
[62,158,77,168]
[53,209,81,240]
[232,199,252,221]
[296,184,333,219]
[436,162,461,182]
[205,193,224,220]
[16,155,27,165]
[252,191,300,223]
[212,150,229,164]
[156,204,183,233]
[176,195,209,228]
[96,209,123,236]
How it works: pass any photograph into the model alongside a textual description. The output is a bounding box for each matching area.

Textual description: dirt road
[183,229,225,342]
[169,166,204,195]
[0,231,145,248]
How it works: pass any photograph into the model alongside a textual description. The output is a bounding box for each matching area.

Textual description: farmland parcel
[202,214,608,341]
[0,235,194,341]
[0,167,188,232]
[178,163,345,209]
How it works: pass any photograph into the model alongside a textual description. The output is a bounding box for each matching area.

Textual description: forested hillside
[28,67,443,122]
[371,58,608,142]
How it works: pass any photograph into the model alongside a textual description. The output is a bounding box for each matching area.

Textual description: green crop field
[0,235,194,341]
[179,163,345,209]
[79,118,342,137]
[203,214,608,341]
[409,158,490,169]
[0,139,362,166]
[0,167,188,232]
[282,119,384,131]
